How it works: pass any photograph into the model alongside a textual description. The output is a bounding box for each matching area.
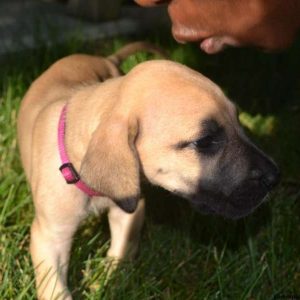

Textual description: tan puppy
[18,44,279,299]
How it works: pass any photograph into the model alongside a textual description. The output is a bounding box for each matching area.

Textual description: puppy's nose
[261,169,281,190]
[250,167,281,190]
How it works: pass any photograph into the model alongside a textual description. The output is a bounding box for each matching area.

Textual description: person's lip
[199,37,232,54]
[171,22,209,43]
[173,34,230,54]
[170,12,241,54]
[171,24,221,53]
[173,28,241,54]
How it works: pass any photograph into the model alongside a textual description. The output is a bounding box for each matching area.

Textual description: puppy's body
[18,46,279,299]
[18,43,163,299]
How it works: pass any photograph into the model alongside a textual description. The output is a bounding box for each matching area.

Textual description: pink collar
[58,105,102,197]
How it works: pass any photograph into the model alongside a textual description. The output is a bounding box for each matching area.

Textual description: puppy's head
[81,60,280,218]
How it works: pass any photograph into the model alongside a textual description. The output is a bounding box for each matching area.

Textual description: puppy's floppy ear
[80,114,140,213]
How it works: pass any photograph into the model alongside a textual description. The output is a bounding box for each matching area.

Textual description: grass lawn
[0,33,300,299]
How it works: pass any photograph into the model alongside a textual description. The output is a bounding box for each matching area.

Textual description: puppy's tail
[107,41,168,67]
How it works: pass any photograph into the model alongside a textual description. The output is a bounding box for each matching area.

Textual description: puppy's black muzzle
[191,140,280,219]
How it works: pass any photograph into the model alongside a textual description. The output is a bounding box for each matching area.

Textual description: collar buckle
[59,162,80,184]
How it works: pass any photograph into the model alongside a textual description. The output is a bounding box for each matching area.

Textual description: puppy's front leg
[30,191,87,300]
[30,219,72,300]
[107,198,145,260]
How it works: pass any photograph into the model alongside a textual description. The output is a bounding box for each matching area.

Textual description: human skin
[135,0,300,54]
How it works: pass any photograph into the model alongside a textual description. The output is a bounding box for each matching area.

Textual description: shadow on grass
[66,183,273,299]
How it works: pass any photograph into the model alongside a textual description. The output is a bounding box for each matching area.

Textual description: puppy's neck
[64,78,123,171]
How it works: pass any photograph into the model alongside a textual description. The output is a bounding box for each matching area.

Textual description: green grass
[0,34,300,299]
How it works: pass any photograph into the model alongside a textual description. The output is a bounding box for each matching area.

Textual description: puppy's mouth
[189,180,270,219]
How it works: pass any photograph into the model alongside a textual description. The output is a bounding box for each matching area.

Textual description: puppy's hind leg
[107,198,145,261]
[30,187,88,300]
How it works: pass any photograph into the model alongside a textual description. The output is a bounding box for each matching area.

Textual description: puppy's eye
[190,135,224,156]
[192,135,214,150]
